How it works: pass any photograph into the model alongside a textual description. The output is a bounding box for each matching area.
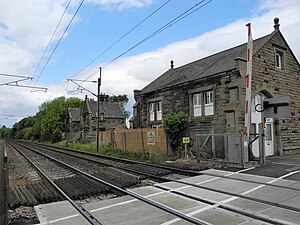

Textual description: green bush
[163,111,188,155]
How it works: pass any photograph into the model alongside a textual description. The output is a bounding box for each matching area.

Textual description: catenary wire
[83,0,213,81]
[12,0,72,118]
[35,0,85,84]
[103,0,212,68]
[70,0,173,80]
[58,0,174,96]
[32,0,72,79]
[13,0,84,118]
[12,0,213,124]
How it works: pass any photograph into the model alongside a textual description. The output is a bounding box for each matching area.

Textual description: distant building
[130,18,300,157]
[81,95,126,141]
[65,107,81,140]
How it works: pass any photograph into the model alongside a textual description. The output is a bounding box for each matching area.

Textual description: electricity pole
[96,67,101,153]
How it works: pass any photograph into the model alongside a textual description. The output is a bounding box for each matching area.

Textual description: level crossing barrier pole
[243,23,253,162]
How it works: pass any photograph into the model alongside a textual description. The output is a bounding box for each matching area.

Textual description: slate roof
[88,100,124,118]
[139,34,272,94]
[68,108,81,122]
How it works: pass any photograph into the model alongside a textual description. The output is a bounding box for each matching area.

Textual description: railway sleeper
[67,177,89,198]
[41,181,62,201]
[75,177,102,196]
[71,176,109,197]
[78,174,111,193]
[19,185,38,206]
[13,186,27,206]
[27,183,42,203]
[54,177,82,198]
[37,182,57,203]
[44,181,62,201]
[34,182,52,203]
[8,187,21,209]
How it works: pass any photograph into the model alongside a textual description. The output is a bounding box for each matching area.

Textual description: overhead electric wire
[11,0,213,124]
[13,0,84,118]
[102,0,212,69]
[70,0,173,80]
[35,0,85,84]
[63,0,174,96]
[12,0,72,118]
[32,0,72,79]
[83,0,213,81]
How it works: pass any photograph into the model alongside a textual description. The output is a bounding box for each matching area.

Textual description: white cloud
[0,0,75,80]
[1,0,300,127]
[87,0,153,10]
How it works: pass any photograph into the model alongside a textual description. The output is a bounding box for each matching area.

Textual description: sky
[0,0,300,128]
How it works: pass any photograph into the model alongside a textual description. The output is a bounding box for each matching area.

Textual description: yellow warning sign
[182,137,190,144]
[260,122,265,129]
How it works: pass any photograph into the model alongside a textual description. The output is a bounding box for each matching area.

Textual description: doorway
[251,93,275,157]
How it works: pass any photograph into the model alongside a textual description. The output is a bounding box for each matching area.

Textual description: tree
[109,94,130,119]
[12,96,83,142]
[0,126,12,139]
[39,97,83,142]
[163,112,189,155]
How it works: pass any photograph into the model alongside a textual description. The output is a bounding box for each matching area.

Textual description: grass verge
[53,141,164,162]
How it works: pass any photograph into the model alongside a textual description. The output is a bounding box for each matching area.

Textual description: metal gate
[196,133,244,165]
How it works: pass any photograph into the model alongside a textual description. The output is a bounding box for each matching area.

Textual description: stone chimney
[99,94,109,102]
[274,17,280,30]
[170,60,174,69]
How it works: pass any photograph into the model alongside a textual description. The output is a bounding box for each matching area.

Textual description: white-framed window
[149,101,162,121]
[204,91,214,115]
[193,93,201,116]
[275,50,284,70]
[191,90,214,117]
[149,102,155,121]
[156,101,162,120]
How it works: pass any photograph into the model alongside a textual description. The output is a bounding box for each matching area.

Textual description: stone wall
[133,28,300,156]
[252,31,300,154]
[137,70,245,157]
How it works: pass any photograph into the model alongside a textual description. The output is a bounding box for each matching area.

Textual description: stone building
[130,18,300,158]
[65,108,81,140]
[82,95,126,141]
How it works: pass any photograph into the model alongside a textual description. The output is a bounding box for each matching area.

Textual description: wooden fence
[101,128,169,156]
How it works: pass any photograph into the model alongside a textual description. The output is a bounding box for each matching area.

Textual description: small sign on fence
[147,131,156,145]
[182,137,190,144]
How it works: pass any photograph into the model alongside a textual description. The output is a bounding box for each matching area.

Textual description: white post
[243,23,253,162]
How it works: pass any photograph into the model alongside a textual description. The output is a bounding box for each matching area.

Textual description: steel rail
[26,142,172,182]
[155,185,291,225]
[9,142,102,225]
[24,141,300,214]
[28,141,300,192]
[27,141,199,176]
[12,141,208,225]
[12,141,299,224]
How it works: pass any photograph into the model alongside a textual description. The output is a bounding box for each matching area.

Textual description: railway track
[7,140,300,224]
[8,142,109,225]
[8,141,208,224]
